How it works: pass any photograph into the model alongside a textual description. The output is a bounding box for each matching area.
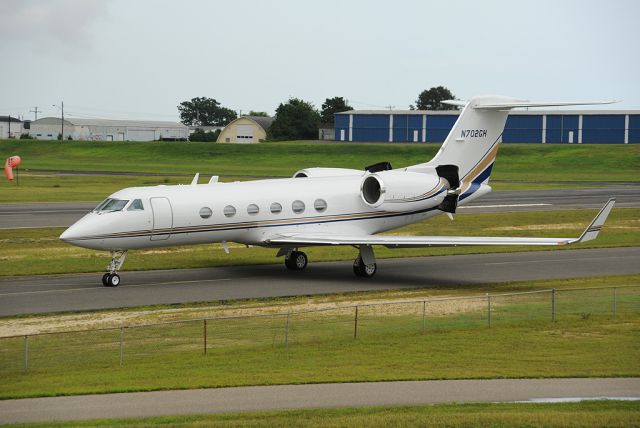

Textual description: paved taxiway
[1,247,638,316]
[1,185,639,229]
[1,378,638,424]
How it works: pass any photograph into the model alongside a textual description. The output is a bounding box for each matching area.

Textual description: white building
[0,116,25,139]
[29,117,189,141]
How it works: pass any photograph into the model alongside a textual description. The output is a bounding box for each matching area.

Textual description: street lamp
[52,101,64,140]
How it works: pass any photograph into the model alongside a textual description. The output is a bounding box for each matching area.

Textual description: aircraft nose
[59,224,80,242]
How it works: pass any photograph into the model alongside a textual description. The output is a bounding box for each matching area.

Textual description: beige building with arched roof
[217,116,274,144]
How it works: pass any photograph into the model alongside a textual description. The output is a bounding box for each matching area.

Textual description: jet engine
[360,170,447,209]
[293,167,363,178]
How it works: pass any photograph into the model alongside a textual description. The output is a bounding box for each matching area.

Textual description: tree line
[179,86,456,141]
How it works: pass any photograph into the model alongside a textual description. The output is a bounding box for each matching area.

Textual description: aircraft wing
[266,199,615,248]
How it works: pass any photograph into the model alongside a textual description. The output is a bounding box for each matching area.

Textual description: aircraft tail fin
[412,96,615,201]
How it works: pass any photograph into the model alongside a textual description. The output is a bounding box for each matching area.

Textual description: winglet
[573,198,616,243]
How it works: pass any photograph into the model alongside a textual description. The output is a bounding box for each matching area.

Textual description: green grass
[1,207,637,277]
[1,312,638,399]
[1,140,638,203]
[10,401,639,428]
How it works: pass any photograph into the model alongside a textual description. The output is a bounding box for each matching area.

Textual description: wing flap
[266,199,615,248]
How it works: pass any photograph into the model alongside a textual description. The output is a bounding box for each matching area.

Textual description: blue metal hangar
[334,109,640,144]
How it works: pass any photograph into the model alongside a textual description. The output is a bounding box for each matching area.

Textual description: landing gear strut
[102,250,127,287]
[284,250,308,271]
[353,245,377,278]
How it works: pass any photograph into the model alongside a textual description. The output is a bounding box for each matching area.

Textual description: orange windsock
[4,156,21,181]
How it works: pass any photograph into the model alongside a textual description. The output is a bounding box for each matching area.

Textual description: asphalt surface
[1,185,639,228]
[1,247,639,316]
[1,378,638,424]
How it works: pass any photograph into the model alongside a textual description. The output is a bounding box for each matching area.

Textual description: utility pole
[54,102,65,140]
[29,106,41,121]
[7,114,11,138]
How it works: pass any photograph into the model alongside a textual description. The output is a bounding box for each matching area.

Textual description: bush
[189,129,220,142]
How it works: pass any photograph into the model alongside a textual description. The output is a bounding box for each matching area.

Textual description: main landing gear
[353,245,377,278]
[102,250,127,287]
[284,250,308,271]
[279,245,378,278]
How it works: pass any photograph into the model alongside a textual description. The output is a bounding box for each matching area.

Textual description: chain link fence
[1,285,638,373]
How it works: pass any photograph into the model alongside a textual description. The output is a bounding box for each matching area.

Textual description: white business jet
[60,95,616,287]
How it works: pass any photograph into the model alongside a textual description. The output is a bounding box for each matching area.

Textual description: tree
[415,86,457,110]
[320,97,352,125]
[269,98,321,140]
[178,97,237,126]
[248,111,269,117]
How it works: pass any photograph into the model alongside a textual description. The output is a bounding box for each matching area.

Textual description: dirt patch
[0,294,489,337]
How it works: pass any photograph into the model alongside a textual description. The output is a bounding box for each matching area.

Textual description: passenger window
[128,199,144,211]
[314,199,327,212]
[270,202,282,214]
[292,200,305,214]
[224,205,236,217]
[199,207,212,219]
[247,204,259,215]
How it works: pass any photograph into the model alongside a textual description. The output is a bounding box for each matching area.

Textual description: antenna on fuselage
[190,173,200,185]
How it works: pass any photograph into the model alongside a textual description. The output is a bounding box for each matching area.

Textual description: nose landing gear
[102,250,127,287]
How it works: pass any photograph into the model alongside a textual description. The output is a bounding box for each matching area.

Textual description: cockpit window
[127,199,144,211]
[94,198,129,212]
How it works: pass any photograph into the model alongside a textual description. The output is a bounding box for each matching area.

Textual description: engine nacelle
[293,167,363,178]
[360,170,447,208]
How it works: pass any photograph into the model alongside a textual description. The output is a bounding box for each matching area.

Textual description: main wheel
[102,273,111,287]
[285,251,308,271]
[353,256,377,278]
[107,273,121,287]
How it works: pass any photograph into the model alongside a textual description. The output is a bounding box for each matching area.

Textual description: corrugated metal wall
[502,115,542,143]
[335,112,636,144]
[630,115,640,144]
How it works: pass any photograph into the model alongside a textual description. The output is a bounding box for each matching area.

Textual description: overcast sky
[1,0,638,121]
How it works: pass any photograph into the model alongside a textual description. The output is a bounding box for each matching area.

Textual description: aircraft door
[150,197,173,241]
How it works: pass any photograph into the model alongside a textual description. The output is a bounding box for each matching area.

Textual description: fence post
[203,319,207,355]
[552,288,556,322]
[613,287,617,318]
[487,294,491,328]
[284,312,290,348]
[354,306,359,339]
[23,335,28,372]
[421,300,427,335]
[119,327,124,366]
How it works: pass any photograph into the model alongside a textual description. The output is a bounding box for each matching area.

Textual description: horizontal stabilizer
[444,98,617,110]
[266,199,615,248]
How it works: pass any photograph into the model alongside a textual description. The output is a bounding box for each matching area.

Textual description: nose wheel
[102,250,127,287]
[102,273,121,287]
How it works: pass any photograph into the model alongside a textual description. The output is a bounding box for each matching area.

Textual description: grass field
[1,308,638,399]
[1,140,638,203]
[1,277,638,399]
[1,207,638,277]
[13,401,639,428]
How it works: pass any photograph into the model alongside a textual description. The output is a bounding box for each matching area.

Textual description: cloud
[0,0,110,60]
